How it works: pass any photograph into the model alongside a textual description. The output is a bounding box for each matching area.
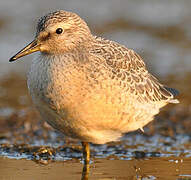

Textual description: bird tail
[164,86,179,104]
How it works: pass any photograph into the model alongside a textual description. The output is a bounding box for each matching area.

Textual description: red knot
[9,10,179,164]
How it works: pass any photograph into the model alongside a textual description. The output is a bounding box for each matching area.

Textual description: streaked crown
[36,10,91,35]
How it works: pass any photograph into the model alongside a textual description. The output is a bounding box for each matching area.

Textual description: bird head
[9,10,92,62]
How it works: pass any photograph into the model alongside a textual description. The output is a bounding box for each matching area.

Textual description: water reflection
[81,163,89,180]
[1,156,191,179]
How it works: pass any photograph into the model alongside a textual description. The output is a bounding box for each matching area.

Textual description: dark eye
[56,28,63,34]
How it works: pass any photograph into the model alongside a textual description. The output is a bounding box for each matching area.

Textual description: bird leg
[81,162,90,180]
[81,142,90,164]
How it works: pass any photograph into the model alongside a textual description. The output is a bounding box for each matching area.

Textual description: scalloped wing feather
[90,37,179,104]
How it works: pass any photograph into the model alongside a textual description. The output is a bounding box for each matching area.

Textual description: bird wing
[90,37,179,104]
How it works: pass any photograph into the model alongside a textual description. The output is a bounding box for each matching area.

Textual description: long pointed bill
[9,40,41,62]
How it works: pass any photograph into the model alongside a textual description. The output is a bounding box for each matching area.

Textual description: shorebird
[9,10,179,164]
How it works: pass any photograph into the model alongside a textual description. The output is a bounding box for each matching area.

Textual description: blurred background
[1,0,191,179]
[1,0,191,77]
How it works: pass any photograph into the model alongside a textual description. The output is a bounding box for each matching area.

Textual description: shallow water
[1,156,191,180]
[1,0,191,179]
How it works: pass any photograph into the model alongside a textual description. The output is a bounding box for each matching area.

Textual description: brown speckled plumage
[10,10,179,147]
[90,37,178,104]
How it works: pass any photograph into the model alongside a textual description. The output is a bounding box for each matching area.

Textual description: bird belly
[27,55,160,144]
[30,81,158,144]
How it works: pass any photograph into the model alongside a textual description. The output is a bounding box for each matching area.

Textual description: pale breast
[27,53,160,144]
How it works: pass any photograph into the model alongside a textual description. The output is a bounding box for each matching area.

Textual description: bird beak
[9,39,41,62]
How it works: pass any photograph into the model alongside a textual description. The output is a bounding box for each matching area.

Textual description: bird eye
[56,28,63,34]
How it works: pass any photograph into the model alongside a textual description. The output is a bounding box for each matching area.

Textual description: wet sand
[1,156,191,180]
